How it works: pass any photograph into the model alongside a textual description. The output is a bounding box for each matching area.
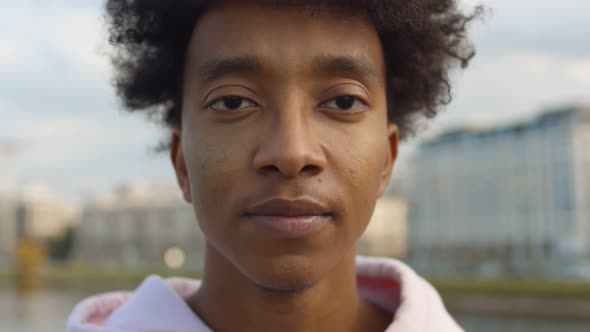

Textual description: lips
[244,198,332,217]
[243,198,333,238]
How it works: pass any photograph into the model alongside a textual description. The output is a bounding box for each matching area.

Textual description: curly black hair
[104,0,483,144]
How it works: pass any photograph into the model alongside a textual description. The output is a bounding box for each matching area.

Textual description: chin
[245,254,328,293]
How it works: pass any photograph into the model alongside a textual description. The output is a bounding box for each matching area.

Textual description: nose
[253,102,326,179]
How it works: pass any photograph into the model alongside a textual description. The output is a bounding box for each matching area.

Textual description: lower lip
[243,215,331,239]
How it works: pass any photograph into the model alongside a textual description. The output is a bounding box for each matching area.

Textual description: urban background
[1,0,590,331]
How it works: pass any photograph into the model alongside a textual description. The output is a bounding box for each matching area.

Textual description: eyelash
[319,95,368,113]
[206,95,368,113]
[207,95,257,112]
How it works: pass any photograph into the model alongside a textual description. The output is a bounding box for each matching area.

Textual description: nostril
[258,164,281,175]
[256,164,322,177]
[301,165,321,175]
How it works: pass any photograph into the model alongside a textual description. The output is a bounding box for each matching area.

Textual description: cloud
[464,0,590,57]
[0,2,112,118]
[440,52,590,128]
[1,1,175,199]
[418,0,590,133]
[6,108,173,196]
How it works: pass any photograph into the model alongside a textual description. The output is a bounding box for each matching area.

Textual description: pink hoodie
[66,256,464,332]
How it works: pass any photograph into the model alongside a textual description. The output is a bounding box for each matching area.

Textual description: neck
[187,244,389,332]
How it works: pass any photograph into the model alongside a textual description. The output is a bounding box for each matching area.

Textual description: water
[0,287,90,332]
[455,313,590,332]
[1,286,589,332]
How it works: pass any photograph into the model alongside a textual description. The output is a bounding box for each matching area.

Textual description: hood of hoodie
[66,256,463,332]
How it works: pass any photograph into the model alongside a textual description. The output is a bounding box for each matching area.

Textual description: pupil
[335,96,354,109]
[223,96,242,109]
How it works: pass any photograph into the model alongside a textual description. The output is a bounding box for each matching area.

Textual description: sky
[1,0,589,202]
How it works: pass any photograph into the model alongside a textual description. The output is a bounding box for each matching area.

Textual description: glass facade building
[408,106,590,277]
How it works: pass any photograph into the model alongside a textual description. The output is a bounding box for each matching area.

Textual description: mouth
[242,198,333,239]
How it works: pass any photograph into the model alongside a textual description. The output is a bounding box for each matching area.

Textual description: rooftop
[424,105,589,147]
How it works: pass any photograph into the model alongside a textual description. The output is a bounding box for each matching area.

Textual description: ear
[377,124,399,198]
[170,130,193,203]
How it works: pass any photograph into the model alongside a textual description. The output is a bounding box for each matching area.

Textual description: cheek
[329,129,387,227]
[340,135,385,189]
[182,138,245,227]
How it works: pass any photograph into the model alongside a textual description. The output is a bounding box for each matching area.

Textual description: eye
[208,96,258,111]
[320,96,367,112]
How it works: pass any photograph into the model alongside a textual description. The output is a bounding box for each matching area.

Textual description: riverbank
[1,263,201,290]
[4,264,590,294]
[3,265,590,319]
[428,277,590,319]
[445,293,590,320]
[427,277,590,299]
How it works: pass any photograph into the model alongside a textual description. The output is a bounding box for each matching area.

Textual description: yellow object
[15,238,46,292]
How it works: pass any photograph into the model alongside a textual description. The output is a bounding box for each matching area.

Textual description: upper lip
[244,198,332,217]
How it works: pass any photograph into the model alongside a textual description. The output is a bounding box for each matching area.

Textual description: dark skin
[170,3,399,331]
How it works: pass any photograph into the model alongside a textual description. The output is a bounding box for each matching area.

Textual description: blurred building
[17,184,79,240]
[0,139,19,194]
[0,197,18,267]
[0,184,77,267]
[408,105,590,277]
[74,182,205,270]
[0,140,19,266]
[357,195,408,258]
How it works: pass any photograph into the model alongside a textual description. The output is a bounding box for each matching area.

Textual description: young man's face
[172,2,398,291]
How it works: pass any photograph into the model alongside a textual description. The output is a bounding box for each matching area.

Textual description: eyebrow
[311,54,378,83]
[194,54,378,84]
[196,56,264,83]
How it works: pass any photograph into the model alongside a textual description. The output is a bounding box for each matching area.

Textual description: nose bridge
[254,93,325,177]
[276,97,309,154]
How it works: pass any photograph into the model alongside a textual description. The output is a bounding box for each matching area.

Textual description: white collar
[67,256,463,332]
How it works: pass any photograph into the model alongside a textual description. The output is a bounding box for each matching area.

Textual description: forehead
[186,3,385,80]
